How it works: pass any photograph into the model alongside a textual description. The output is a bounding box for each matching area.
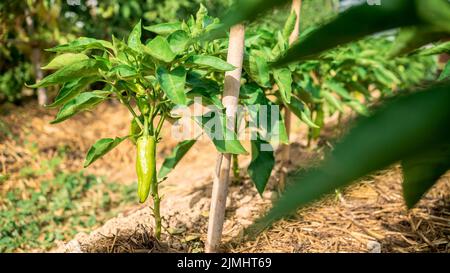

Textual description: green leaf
[29,59,101,88]
[46,76,98,108]
[286,96,319,128]
[50,91,110,124]
[389,27,448,57]
[283,11,297,39]
[158,140,197,179]
[240,83,269,105]
[212,0,450,48]
[108,64,138,80]
[418,41,450,56]
[248,53,271,87]
[347,101,370,116]
[47,37,114,53]
[402,143,450,208]
[324,80,353,101]
[374,65,401,86]
[241,84,288,144]
[187,88,224,109]
[41,53,89,70]
[250,82,450,233]
[142,36,176,63]
[185,55,235,72]
[272,31,289,59]
[250,103,289,144]
[128,20,142,51]
[248,138,275,195]
[94,55,112,70]
[438,61,450,81]
[417,0,450,33]
[322,91,344,112]
[186,71,221,94]
[195,111,247,155]
[157,66,187,105]
[275,0,423,65]
[144,22,182,35]
[112,35,138,59]
[84,137,128,168]
[202,0,290,40]
[273,68,292,104]
[168,30,191,54]
[195,4,208,34]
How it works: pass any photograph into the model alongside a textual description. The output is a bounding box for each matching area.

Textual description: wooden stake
[25,9,47,106]
[32,48,48,106]
[206,24,245,253]
[279,0,302,192]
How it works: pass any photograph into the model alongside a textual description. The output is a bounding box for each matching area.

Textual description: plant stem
[155,115,166,138]
[279,0,302,193]
[116,91,144,129]
[151,125,161,239]
[151,168,161,240]
[145,112,161,240]
[148,104,156,136]
[130,106,144,130]
[232,154,240,180]
[25,9,47,106]
[152,114,165,239]
[143,115,149,137]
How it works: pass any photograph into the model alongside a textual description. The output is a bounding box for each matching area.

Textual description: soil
[1,101,449,253]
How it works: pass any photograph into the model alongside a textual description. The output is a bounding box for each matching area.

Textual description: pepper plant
[235,9,436,194]
[29,6,248,239]
[214,0,450,233]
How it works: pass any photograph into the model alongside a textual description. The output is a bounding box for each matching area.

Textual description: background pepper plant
[29,6,249,240]
[212,0,450,234]
[233,5,436,195]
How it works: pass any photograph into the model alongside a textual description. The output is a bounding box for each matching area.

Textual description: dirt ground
[1,101,449,253]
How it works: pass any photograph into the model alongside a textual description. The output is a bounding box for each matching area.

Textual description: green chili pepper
[136,135,156,203]
[135,83,146,96]
[137,97,150,115]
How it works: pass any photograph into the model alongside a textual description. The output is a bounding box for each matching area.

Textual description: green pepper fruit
[135,84,146,96]
[136,135,156,203]
[137,97,150,115]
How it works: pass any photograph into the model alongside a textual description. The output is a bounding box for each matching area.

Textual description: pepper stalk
[279,0,302,192]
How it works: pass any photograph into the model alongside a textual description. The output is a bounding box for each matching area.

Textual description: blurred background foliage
[0,0,232,104]
[0,0,437,106]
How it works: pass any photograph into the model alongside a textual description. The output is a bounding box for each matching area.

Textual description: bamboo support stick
[25,9,47,106]
[32,48,47,106]
[279,0,302,192]
[206,24,245,253]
